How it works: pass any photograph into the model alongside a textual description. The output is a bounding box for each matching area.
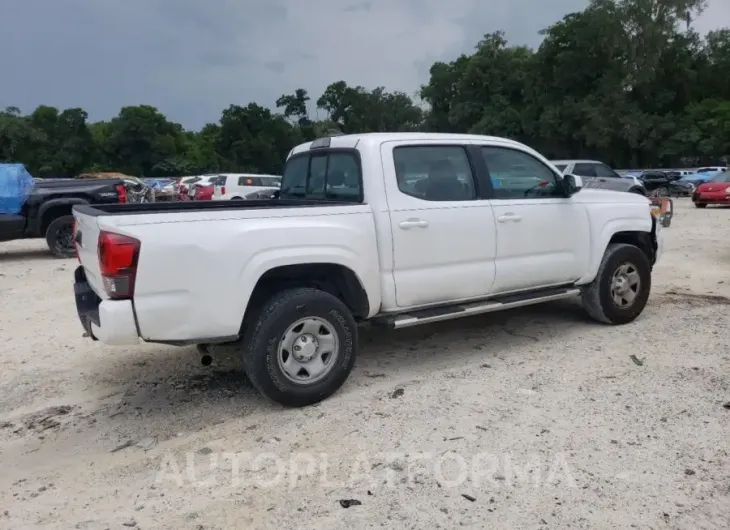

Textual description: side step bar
[374,286,581,329]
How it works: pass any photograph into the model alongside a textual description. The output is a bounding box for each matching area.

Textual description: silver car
[551,159,646,195]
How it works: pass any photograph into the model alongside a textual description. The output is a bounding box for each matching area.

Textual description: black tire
[661,215,671,228]
[581,243,652,325]
[241,288,357,407]
[628,187,646,196]
[231,196,243,200]
[695,202,707,208]
[45,215,76,258]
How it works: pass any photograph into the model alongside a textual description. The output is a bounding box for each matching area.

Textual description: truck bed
[73,198,357,216]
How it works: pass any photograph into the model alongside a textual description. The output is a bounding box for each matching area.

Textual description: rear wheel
[581,243,651,325]
[695,202,707,208]
[231,196,243,200]
[241,288,357,407]
[45,215,75,258]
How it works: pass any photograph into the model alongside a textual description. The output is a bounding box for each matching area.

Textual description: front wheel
[45,215,76,258]
[581,243,652,325]
[241,288,357,407]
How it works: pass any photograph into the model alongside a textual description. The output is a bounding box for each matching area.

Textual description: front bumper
[74,266,139,345]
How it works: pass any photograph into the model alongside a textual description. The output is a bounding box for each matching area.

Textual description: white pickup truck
[72,133,663,407]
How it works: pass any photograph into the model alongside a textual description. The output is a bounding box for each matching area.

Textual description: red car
[192,184,214,200]
[692,171,730,208]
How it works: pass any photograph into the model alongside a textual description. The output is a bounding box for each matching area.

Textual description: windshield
[710,171,730,183]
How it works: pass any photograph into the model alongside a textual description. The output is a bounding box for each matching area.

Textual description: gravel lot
[1,199,729,529]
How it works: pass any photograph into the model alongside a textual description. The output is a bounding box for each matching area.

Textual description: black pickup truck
[0,178,128,257]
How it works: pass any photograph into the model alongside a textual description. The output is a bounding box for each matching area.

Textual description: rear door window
[393,145,476,201]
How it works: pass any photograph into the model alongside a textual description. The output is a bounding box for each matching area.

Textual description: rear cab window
[281,149,362,202]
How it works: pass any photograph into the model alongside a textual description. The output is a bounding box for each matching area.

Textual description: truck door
[381,140,497,308]
[477,145,589,293]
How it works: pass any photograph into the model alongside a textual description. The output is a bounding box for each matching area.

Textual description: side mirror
[563,174,583,196]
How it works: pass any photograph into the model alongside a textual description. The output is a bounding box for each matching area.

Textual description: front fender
[576,214,652,285]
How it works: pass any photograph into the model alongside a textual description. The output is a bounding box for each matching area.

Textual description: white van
[209,174,282,200]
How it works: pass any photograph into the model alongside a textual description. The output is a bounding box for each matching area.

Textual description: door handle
[399,219,429,229]
[497,213,522,223]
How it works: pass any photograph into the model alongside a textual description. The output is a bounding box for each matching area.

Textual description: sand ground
[0,198,728,529]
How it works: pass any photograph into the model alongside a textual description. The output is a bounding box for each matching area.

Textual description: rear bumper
[74,266,139,345]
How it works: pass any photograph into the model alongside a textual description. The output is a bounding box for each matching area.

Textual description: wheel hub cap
[610,262,641,307]
[277,317,340,384]
[292,333,318,361]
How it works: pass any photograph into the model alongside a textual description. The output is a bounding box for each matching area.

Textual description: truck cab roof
[289,132,527,156]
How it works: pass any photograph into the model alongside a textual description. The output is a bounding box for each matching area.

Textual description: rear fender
[36,198,89,235]
[234,246,380,323]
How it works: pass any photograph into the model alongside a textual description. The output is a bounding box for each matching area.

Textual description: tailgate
[73,208,105,298]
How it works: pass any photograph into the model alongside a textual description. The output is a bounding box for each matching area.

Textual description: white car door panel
[381,141,497,308]
[489,199,587,292]
[477,144,588,294]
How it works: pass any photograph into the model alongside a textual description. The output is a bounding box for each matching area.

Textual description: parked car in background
[692,170,730,208]
[696,166,727,173]
[628,171,694,197]
[208,174,282,200]
[679,170,723,187]
[1,164,128,257]
[177,175,217,199]
[551,159,646,195]
[191,183,214,201]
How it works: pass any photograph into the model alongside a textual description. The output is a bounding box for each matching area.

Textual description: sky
[1,0,728,129]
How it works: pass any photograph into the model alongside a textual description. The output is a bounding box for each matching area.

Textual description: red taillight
[98,231,140,299]
[116,184,127,203]
[221,186,226,195]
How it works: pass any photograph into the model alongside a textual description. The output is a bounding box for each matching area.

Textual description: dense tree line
[1,0,728,178]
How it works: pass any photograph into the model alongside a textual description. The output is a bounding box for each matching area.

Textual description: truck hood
[574,188,649,205]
